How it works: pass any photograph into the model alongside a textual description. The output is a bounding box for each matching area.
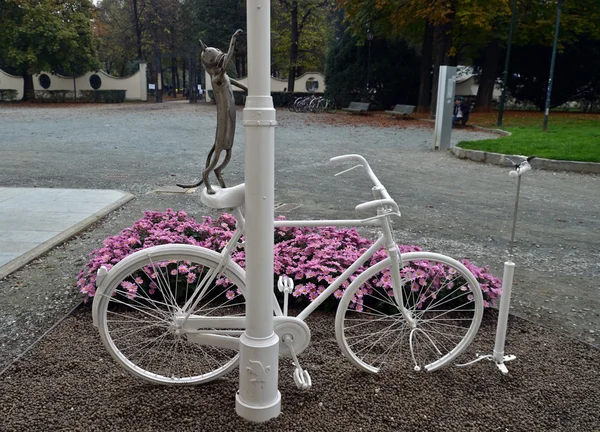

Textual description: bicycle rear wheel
[94,244,248,385]
[335,251,483,373]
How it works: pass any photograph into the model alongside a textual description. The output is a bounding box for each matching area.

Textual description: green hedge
[0,89,18,102]
[206,90,321,107]
[34,90,75,102]
[79,90,126,103]
[33,90,126,103]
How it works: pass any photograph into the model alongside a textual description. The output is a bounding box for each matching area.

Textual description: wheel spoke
[339,254,483,372]
[97,245,249,384]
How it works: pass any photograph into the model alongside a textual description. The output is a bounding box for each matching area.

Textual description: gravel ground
[0,101,599,429]
[0,101,510,371]
[0,307,598,431]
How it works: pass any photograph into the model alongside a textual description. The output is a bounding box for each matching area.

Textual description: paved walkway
[0,187,134,280]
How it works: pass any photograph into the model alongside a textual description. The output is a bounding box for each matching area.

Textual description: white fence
[0,64,148,101]
[0,69,25,100]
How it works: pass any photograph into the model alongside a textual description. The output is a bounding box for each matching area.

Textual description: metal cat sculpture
[178,29,248,194]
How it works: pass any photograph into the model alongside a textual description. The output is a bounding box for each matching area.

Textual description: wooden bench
[385,104,416,118]
[342,102,370,114]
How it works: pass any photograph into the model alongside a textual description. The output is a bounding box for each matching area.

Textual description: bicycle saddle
[201,183,245,209]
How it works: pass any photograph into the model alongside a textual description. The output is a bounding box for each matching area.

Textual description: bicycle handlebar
[330,154,399,213]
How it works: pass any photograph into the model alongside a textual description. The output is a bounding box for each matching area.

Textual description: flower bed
[77,209,502,308]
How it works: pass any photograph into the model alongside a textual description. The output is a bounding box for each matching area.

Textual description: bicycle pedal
[293,368,312,390]
[277,275,294,294]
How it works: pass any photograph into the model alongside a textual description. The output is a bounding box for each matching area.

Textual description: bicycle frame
[179,204,415,339]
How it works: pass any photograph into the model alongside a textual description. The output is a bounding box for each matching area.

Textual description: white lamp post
[236,0,281,422]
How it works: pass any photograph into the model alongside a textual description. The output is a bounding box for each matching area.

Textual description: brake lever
[334,164,363,177]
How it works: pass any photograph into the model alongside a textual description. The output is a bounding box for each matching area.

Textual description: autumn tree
[325,31,419,108]
[338,0,511,112]
[273,0,335,91]
[507,35,600,110]
[94,0,140,76]
[339,0,600,113]
[179,0,246,101]
[0,0,100,100]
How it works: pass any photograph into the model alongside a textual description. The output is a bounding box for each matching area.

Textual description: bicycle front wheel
[94,244,247,385]
[335,252,483,373]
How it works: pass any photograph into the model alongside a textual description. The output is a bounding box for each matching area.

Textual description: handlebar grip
[355,199,399,213]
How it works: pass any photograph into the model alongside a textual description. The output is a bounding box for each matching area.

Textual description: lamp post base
[236,390,281,422]
[236,332,281,422]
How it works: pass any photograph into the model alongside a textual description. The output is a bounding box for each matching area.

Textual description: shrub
[77,210,502,308]
[0,89,18,102]
[33,90,75,102]
[79,90,126,103]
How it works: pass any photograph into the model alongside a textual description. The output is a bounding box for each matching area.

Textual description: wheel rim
[337,253,483,373]
[96,246,247,385]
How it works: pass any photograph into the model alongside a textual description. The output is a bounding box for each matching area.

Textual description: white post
[139,63,148,101]
[433,65,457,151]
[236,0,281,422]
[494,261,515,364]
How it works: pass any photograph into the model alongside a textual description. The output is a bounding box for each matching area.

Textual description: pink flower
[78,210,500,309]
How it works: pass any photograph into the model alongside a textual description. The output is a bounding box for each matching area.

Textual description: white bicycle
[92,154,484,388]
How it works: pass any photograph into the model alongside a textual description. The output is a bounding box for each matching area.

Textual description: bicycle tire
[335,251,483,373]
[94,244,249,385]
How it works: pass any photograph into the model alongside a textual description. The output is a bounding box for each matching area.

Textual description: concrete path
[0,188,133,280]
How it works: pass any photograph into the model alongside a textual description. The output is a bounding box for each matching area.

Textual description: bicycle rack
[457,156,535,374]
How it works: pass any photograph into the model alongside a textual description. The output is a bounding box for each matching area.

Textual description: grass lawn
[458,111,600,162]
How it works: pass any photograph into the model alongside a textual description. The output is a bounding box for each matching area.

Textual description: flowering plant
[77,209,501,308]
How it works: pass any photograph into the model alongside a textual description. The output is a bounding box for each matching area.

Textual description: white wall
[205,71,326,102]
[31,63,148,101]
[0,69,25,101]
[455,75,502,99]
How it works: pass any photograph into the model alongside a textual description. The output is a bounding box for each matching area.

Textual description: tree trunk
[287,1,299,92]
[171,57,177,97]
[429,13,455,118]
[417,22,434,114]
[155,48,163,103]
[475,40,501,112]
[132,0,143,60]
[235,57,242,78]
[188,50,198,103]
[182,58,187,94]
[23,73,34,101]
